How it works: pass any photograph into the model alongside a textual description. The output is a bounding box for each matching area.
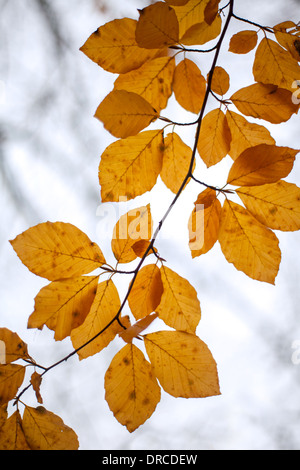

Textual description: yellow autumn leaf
[144,330,220,398]
[226,110,275,161]
[156,266,201,333]
[253,37,300,93]
[218,199,281,284]
[0,364,25,405]
[210,66,230,95]
[128,264,164,320]
[173,58,206,113]
[28,276,99,341]
[119,313,159,344]
[70,279,123,360]
[22,406,79,450]
[10,222,105,282]
[99,130,163,202]
[197,108,231,167]
[30,372,43,405]
[0,328,29,364]
[95,90,158,139]
[236,181,300,232]
[0,411,30,451]
[227,144,298,186]
[229,30,258,54]
[160,132,194,193]
[188,188,222,257]
[80,18,161,74]
[111,205,153,264]
[174,0,211,38]
[230,83,299,124]
[180,14,222,46]
[114,56,175,112]
[135,2,179,49]
[105,343,161,432]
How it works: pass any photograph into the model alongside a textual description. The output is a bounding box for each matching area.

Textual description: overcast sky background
[1,0,300,450]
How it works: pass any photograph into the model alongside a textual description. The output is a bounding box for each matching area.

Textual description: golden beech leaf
[22,406,79,450]
[226,110,275,161]
[218,199,281,284]
[105,343,161,432]
[80,18,161,74]
[210,66,230,96]
[204,0,221,25]
[28,276,99,341]
[114,56,175,112]
[0,364,25,405]
[135,2,179,49]
[227,144,298,186]
[188,188,222,257]
[173,58,206,114]
[230,83,299,124]
[174,0,211,38]
[156,266,201,333]
[70,279,123,360]
[253,37,300,93]
[197,108,231,167]
[236,181,300,232]
[30,372,43,405]
[0,411,30,450]
[144,330,220,398]
[95,90,158,139]
[10,222,105,281]
[180,14,222,46]
[112,205,153,264]
[119,313,159,344]
[274,22,300,62]
[131,240,158,259]
[229,30,258,54]
[128,264,164,320]
[160,132,194,193]
[99,130,163,202]
[0,328,29,364]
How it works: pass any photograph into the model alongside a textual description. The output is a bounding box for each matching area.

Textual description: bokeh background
[1,0,300,450]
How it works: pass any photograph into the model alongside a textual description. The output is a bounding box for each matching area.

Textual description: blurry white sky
[1,0,300,450]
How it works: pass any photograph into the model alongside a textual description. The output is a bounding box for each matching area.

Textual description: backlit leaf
[227,144,298,186]
[173,58,206,113]
[112,205,153,264]
[22,406,79,450]
[136,2,179,49]
[218,199,281,284]
[144,330,220,398]
[226,110,275,161]
[181,14,222,45]
[99,130,163,202]
[160,132,194,193]
[105,344,161,432]
[70,279,123,360]
[95,90,158,139]
[156,266,201,333]
[0,328,29,364]
[174,0,211,38]
[253,37,300,93]
[188,188,222,257]
[30,372,43,405]
[80,18,161,74]
[231,83,299,124]
[119,314,159,343]
[128,264,164,320]
[114,56,175,112]
[10,222,105,281]
[28,276,99,341]
[0,411,30,450]
[197,108,231,167]
[210,66,230,95]
[229,30,258,54]
[236,181,300,232]
[274,21,300,62]
[0,364,25,405]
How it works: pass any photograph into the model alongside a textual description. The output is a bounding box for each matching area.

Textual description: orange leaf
[173,58,206,113]
[0,328,29,364]
[128,264,163,320]
[174,0,211,38]
[197,108,231,167]
[30,372,43,405]
[218,199,281,284]
[105,343,161,432]
[95,90,158,139]
[274,22,300,62]
[28,276,99,341]
[156,266,201,333]
[164,0,190,5]
[144,330,220,398]
[99,130,163,202]
[0,411,30,450]
[210,66,230,96]
[119,313,159,343]
[180,14,222,45]
[229,30,258,54]
[135,2,179,49]
[227,144,298,186]
[0,364,25,405]
[204,0,221,25]
[10,222,105,281]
